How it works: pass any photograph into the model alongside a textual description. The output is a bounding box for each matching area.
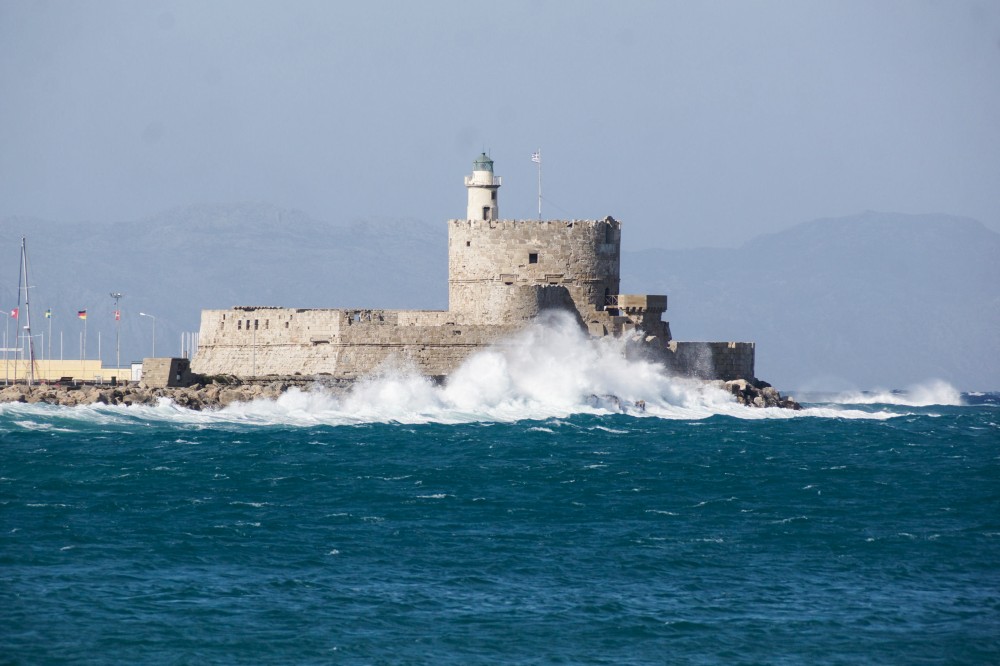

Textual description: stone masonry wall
[141,357,194,388]
[192,306,525,379]
[448,218,620,324]
[193,306,754,383]
[659,341,756,382]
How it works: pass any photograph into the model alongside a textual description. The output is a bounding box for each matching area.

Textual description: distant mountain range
[3,207,997,391]
[621,212,1000,391]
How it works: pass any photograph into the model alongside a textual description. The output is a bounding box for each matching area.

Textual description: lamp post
[139,312,156,358]
[110,292,123,380]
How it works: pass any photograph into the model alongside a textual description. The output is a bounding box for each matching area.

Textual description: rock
[722,377,802,410]
[1,372,808,412]
[1,386,28,402]
[218,387,246,408]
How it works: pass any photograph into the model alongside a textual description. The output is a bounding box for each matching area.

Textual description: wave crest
[217,312,888,424]
[830,380,963,406]
[1,312,903,425]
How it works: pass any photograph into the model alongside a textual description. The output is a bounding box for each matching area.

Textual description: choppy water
[1,319,997,664]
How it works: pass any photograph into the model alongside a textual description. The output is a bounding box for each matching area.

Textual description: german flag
[77,310,87,320]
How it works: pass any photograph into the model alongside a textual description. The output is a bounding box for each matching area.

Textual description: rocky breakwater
[722,378,802,410]
[0,379,317,411]
[1,376,801,411]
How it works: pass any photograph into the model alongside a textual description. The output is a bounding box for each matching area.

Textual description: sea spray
[829,379,964,406]
[1,311,935,425]
[222,311,748,423]
[211,312,896,424]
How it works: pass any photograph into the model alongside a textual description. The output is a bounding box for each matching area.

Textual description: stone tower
[465,152,501,220]
[449,154,622,326]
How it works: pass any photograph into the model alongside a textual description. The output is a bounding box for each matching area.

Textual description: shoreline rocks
[722,378,802,410]
[0,380,305,411]
[1,375,802,412]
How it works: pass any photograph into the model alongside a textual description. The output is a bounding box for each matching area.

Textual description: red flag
[115,310,120,321]
[10,308,17,319]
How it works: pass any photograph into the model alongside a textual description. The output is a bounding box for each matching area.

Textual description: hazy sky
[2,0,999,249]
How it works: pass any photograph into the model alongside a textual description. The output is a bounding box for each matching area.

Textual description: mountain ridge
[622,212,1000,390]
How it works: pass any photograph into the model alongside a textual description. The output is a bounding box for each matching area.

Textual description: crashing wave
[1,312,904,425]
[828,380,963,406]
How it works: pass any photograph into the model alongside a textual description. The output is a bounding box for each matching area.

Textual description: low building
[0,358,132,384]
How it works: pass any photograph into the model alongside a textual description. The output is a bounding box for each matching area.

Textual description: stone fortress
[191,154,755,383]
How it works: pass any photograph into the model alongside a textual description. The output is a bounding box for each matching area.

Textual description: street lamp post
[139,312,156,358]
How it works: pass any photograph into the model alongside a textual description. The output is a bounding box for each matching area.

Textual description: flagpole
[14,243,23,384]
[536,149,542,220]
[3,312,8,386]
[110,292,122,382]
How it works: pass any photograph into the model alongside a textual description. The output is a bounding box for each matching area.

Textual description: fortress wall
[448,219,621,323]
[193,307,755,382]
[445,283,582,325]
[192,306,523,379]
[397,311,455,326]
[660,341,756,381]
[197,307,445,347]
[198,308,348,347]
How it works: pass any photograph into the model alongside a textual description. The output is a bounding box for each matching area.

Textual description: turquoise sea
[2,319,998,664]
[2,385,997,665]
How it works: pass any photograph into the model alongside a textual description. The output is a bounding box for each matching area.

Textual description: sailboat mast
[20,238,35,385]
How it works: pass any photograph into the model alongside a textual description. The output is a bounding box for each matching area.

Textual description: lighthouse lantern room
[464,152,501,221]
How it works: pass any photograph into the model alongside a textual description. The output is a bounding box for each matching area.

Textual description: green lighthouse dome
[472,152,494,172]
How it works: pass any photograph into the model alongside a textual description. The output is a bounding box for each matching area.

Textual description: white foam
[220,311,807,424]
[828,379,964,406]
[0,312,902,426]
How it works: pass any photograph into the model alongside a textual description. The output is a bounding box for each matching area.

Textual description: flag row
[7,309,121,321]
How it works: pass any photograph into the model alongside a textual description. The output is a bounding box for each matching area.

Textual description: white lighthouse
[465,152,501,220]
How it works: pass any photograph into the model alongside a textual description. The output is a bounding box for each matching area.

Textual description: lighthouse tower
[464,152,501,220]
